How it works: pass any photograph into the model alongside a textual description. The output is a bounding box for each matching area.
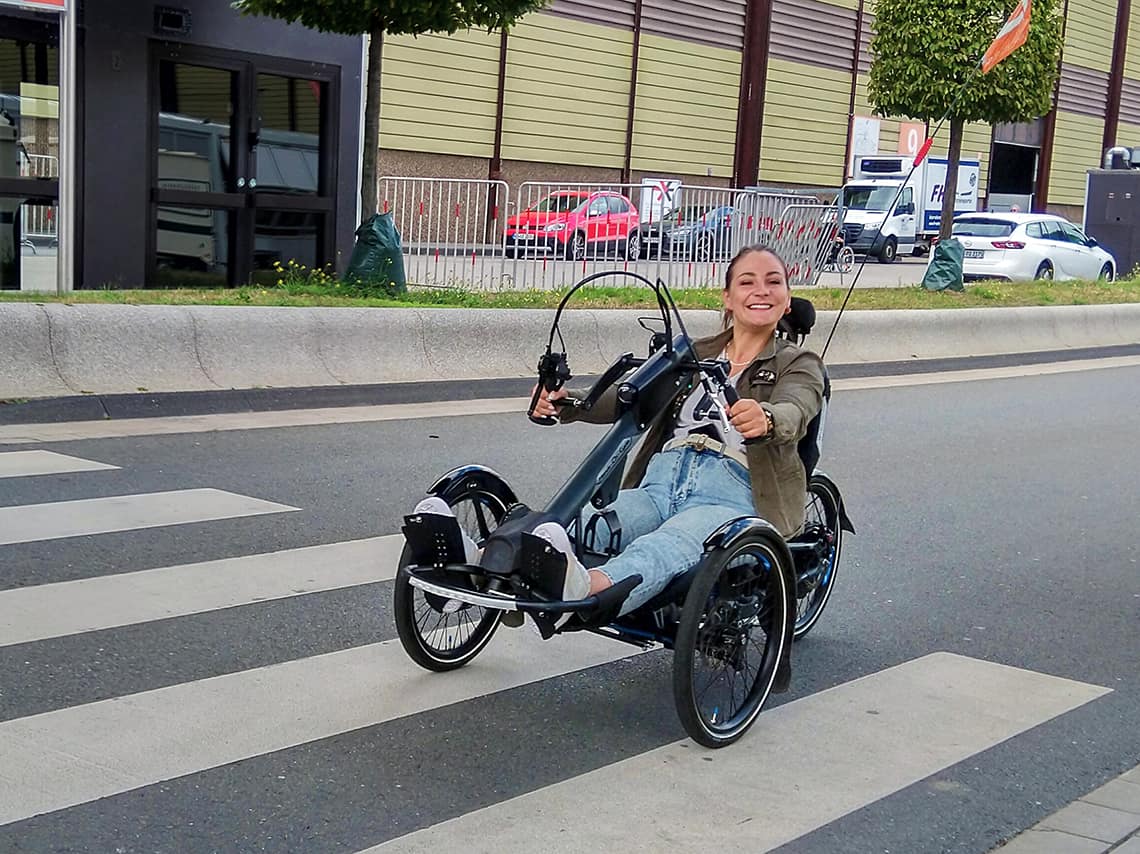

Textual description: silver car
[950,213,1116,282]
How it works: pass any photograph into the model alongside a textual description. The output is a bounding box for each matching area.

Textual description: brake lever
[528,350,572,426]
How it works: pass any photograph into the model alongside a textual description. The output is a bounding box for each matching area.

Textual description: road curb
[2,303,1139,402]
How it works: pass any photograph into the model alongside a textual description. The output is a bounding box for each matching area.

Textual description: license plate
[513,234,535,242]
[963,249,984,259]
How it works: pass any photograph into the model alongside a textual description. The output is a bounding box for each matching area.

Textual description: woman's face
[723,250,791,332]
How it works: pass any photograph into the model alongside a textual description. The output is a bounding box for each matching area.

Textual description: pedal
[401,512,469,569]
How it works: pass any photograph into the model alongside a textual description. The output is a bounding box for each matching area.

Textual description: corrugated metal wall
[379,30,502,158]
[501,15,634,167]
[630,35,741,175]
[370,0,1118,207]
[760,0,857,184]
[1048,0,1117,204]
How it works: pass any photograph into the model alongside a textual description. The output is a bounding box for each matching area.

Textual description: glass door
[0,16,61,291]
[149,46,337,287]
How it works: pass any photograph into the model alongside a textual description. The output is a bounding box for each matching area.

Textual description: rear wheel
[672,530,790,748]
[793,477,844,639]
[837,246,856,274]
[625,229,642,261]
[394,483,508,672]
[1035,260,1054,280]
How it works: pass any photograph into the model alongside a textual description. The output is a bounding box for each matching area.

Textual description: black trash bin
[345,212,407,295]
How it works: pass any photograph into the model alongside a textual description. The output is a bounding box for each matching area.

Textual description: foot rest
[402,512,468,569]
[559,575,642,632]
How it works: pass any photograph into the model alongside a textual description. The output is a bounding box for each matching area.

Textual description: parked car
[505,191,641,260]
[950,213,1116,282]
[640,204,735,260]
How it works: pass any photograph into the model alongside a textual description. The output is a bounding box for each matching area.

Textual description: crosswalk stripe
[363,653,1111,854]
[0,450,119,479]
[0,488,299,546]
[0,534,406,647]
[0,629,646,826]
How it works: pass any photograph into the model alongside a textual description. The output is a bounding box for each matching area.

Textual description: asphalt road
[1,361,1137,853]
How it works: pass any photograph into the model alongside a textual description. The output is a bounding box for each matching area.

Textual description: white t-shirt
[670,362,747,458]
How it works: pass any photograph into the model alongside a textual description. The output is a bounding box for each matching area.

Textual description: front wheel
[672,529,791,748]
[1099,263,1114,281]
[566,231,587,261]
[878,237,898,264]
[1035,260,1054,280]
[393,482,509,672]
[793,477,844,639]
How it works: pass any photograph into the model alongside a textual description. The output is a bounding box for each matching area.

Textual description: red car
[505,190,642,260]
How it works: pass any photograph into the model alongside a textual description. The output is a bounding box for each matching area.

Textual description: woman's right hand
[530,385,568,420]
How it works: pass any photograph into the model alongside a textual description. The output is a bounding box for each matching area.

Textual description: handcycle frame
[396,269,853,746]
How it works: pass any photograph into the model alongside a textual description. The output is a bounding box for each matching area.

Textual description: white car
[949,213,1116,282]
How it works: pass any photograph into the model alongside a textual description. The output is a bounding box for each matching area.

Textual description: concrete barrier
[1,302,1138,400]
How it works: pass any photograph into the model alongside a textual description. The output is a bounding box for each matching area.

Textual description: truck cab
[839,175,918,264]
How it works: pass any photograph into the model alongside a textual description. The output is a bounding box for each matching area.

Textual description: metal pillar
[57,1,76,292]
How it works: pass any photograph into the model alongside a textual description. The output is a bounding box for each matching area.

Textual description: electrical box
[1085,169,1140,276]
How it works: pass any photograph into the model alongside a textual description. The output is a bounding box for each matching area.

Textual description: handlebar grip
[722,384,741,407]
[527,383,557,426]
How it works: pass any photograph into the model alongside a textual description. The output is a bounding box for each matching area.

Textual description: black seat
[777,297,827,481]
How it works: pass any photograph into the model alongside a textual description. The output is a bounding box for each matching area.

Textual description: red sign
[0,0,67,10]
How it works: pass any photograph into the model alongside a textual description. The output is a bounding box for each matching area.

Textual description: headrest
[779,297,816,338]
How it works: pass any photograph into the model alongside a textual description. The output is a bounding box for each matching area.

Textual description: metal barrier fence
[20,154,58,247]
[378,176,510,289]
[731,195,840,287]
[377,176,833,292]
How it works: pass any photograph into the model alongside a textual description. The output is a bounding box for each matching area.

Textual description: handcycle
[822,235,856,274]
[393,271,854,747]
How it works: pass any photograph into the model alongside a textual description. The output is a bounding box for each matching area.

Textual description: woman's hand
[530,385,568,420]
[728,398,771,440]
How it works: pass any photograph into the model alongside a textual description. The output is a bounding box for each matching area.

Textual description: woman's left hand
[728,398,770,440]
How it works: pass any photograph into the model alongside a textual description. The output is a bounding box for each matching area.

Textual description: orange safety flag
[981,0,1032,73]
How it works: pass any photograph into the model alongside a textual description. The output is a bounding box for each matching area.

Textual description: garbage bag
[345,212,407,295]
[921,238,965,292]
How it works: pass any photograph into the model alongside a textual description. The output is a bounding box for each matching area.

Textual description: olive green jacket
[563,327,825,537]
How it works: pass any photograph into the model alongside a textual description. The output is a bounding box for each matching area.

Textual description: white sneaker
[530,521,592,601]
[413,496,481,564]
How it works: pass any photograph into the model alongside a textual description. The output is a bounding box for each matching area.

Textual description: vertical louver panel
[770,0,858,72]
[1056,62,1111,117]
[641,0,747,50]
[547,0,636,30]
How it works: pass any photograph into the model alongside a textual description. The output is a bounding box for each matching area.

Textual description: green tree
[867,0,1064,238]
[233,0,546,223]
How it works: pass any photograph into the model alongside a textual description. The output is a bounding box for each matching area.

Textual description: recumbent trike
[393,272,854,748]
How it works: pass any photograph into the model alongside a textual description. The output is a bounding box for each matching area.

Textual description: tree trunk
[360,26,384,223]
[939,118,965,242]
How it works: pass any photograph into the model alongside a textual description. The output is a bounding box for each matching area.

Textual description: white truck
[839,154,981,262]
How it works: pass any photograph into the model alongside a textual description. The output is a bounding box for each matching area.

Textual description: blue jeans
[591,446,755,615]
